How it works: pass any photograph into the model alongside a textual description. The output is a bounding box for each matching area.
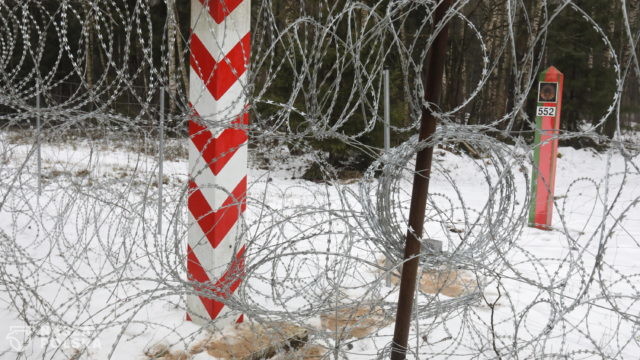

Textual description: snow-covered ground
[0,133,638,359]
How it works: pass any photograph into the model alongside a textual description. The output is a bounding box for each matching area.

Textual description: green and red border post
[529,66,564,230]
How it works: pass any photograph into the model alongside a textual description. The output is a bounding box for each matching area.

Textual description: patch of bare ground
[273,344,328,359]
[389,268,477,297]
[320,305,391,340]
[144,343,189,360]
[379,257,478,297]
[416,269,477,297]
[189,322,310,360]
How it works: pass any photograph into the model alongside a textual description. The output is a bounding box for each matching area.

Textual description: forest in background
[1,0,639,174]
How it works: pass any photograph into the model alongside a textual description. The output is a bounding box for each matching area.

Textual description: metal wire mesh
[0,0,639,359]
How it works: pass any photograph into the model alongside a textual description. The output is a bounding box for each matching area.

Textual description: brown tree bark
[83,2,95,90]
[167,0,178,113]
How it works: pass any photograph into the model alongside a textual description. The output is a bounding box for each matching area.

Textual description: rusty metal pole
[390,0,453,359]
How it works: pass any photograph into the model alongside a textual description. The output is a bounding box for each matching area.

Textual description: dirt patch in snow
[190,322,309,360]
[320,305,391,340]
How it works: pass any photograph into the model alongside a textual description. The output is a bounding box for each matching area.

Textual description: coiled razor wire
[0,0,639,359]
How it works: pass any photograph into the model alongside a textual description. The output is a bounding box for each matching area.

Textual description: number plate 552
[536,106,556,117]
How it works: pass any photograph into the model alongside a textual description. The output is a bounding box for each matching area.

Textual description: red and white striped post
[529,66,563,230]
[187,0,250,327]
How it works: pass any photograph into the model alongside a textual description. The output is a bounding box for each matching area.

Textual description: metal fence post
[383,68,392,287]
[158,88,165,236]
[390,0,453,358]
[383,68,391,152]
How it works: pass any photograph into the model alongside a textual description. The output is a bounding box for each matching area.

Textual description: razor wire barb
[0,0,639,359]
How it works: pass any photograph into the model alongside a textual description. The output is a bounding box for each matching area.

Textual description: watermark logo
[6,326,28,352]
[6,325,101,352]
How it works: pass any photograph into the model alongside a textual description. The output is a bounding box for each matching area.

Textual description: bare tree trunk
[175,21,189,99]
[83,2,95,89]
[284,0,297,24]
[512,0,543,132]
[602,1,621,139]
[627,0,640,80]
[483,0,505,124]
[400,22,411,129]
[167,0,178,113]
[621,0,640,130]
